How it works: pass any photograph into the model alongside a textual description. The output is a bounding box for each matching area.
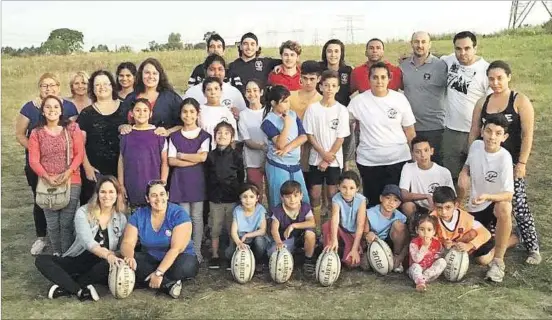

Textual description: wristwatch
[155,269,164,277]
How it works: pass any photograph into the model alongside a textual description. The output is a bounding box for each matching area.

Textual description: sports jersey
[332,192,366,233]
[366,205,407,239]
[351,61,403,93]
[430,208,491,250]
[228,57,282,94]
[409,236,442,269]
[238,107,267,168]
[270,202,313,239]
[261,110,305,166]
[399,162,455,209]
[233,203,267,234]
[183,82,246,112]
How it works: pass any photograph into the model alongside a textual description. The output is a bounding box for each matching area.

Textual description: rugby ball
[444,249,469,282]
[367,238,394,275]
[315,250,341,286]
[231,246,256,284]
[108,263,135,299]
[269,247,294,283]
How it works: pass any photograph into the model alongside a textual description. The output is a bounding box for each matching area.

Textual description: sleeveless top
[480,91,522,163]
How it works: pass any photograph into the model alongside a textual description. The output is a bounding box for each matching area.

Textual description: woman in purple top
[118,98,168,208]
[168,98,211,263]
[15,72,79,256]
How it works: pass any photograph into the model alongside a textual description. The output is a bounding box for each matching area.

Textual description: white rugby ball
[367,238,394,275]
[269,247,294,283]
[315,250,341,286]
[444,249,469,282]
[231,246,256,284]
[108,263,135,299]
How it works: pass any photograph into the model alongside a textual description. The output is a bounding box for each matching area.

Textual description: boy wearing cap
[364,184,409,272]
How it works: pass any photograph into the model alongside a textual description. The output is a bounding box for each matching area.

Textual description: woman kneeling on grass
[120,181,199,299]
[35,176,128,301]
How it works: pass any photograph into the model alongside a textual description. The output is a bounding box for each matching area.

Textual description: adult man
[188,34,226,87]
[441,31,491,182]
[350,38,402,94]
[267,40,302,91]
[400,31,448,164]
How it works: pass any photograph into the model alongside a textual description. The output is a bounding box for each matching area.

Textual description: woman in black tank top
[468,60,541,265]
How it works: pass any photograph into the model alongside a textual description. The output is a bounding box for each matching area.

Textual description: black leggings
[35,252,109,294]
[134,252,199,287]
[357,161,406,208]
[25,165,47,238]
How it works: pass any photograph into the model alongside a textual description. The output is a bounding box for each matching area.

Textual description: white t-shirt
[183,82,247,112]
[238,108,267,168]
[348,90,416,166]
[441,54,491,132]
[303,101,350,168]
[167,127,211,158]
[399,162,455,209]
[198,104,239,149]
[465,140,514,212]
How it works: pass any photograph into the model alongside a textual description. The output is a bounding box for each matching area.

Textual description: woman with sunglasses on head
[120,180,199,299]
[15,73,79,255]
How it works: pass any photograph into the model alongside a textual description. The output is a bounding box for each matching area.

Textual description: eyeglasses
[40,84,59,89]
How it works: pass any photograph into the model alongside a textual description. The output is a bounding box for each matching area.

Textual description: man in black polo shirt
[188,33,226,87]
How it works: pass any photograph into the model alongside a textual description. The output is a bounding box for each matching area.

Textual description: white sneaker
[31,239,46,255]
[169,280,182,299]
[393,265,404,273]
[486,260,505,283]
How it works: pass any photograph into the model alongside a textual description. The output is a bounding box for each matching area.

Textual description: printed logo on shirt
[330,118,339,130]
[424,73,431,80]
[447,62,477,95]
[340,73,349,84]
[484,171,498,183]
[387,108,398,119]
[165,229,172,237]
[255,60,263,71]
[428,183,440,193]
[458,227,464,234]
[222,99,232,108]
[482,114,513,124]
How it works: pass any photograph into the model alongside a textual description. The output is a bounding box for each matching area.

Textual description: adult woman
[116,62,137,101]
[348,62,416,207]
[468,60,541,265]
[77,70,126,205]
[28,95,84,255]
[67,71,92,113]
[15,73,79,255]
[120,58,183,136]
[35,176,127,301]
[120,181,199,299]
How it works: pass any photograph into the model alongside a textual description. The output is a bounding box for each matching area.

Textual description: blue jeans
[225,235,268,261]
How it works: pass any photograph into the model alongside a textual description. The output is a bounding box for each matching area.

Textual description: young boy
[399,136,454,230]
[365,184,409,273]
[267,180,317,275]
[267,40,302,91]
[430,186,494,265]
[458,113,514,283]
[205,121,245,269]
[303,70,350,230]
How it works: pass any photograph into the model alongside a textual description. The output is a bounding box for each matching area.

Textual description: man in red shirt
[267,40,302,91]
[351,38,402,93]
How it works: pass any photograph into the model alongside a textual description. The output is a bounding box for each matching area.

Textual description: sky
[1,1,551,51]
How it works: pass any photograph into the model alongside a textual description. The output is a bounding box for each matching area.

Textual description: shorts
[309,165,341,186]
[471,238,495,257]
[470,203,497,236]
[208,202,235,239]
[322,221,365,267]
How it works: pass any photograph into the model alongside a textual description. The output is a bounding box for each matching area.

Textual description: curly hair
[134,58,174,93]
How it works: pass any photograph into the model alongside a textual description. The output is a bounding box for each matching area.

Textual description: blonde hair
[69,71,90,95]
[87,175,127,223]
[38,72,61,87]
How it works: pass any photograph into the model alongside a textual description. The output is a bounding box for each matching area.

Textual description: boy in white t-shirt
[458,113,514,283]
[303,70,350,230]
[399,136,454,231]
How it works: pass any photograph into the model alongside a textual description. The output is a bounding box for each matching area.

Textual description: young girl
[224,183,268,271]
[117,98,168,208]
[260,85,309,209]
[168,98,211,263]
[198,77,238,150]
[408,214,446,292]
[28,95,84,255]
[204,121,245,269]
[238,79,268,203]
[323,171,367,268]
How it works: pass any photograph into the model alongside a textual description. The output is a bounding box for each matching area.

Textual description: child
[224,183,268,271]
[365,184,409,273]
[408,214,446,293]
[118,98,168,208]
[198,76,239,150]
[267,180,317,274]
[322,171,367,268]
[458,113,515,283]
[238,79,268,203]
[303,70,350,229]
[261,85,309,208]
[168,97,211,263]
[204,121,245,269]
[430,186,494,266]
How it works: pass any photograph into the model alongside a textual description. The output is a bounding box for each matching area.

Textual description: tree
[148,41,162,52]
[45,28,84,53]
[194,42,207,50]
[89,46,96,52]
[117,45,133,53]
[96,44,109,52]
[166,32,183,50]
[41,38,70,55]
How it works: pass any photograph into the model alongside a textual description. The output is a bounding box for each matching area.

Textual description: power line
[336,15,364,44]
[509,0,552,28]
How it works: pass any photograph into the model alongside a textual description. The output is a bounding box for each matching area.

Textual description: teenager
[267,40,302,91]
[188,33,226,87]
[115,62,137,101]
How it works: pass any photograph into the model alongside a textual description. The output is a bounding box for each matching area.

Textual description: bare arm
[274,116,293,150]
[292,215,316,230]
[244,218,267,238]
[271,218,283,244]
[516,93,534,165]
[402,125,416,148]
[177,151,208,163]
[468,98,485,147]
[457,166,471,205]
[308,134,326,156]
[330,203,340,244]
[120,224,139,259]
[168,158,197,168]
[157,222,191,273]
[283,134,308,151]
[351,199,367,252]
[244,139,266,151]
[117,153,124,186]
[400,188,431,203]
[160,150,169,183]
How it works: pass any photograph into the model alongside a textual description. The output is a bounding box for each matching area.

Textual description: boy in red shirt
[267,40,302,91]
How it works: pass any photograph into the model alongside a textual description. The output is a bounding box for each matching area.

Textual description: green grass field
[2,34,552,319]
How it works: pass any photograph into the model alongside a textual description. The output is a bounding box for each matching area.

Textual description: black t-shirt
[77,104,126,176]
[228,57,282,94]
[94,227,109,249]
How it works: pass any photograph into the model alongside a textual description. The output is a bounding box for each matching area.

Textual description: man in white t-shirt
[303,70,350,229]
[348,62,416,208]
[399,136,454,231]
[441,31,492,183]
[458,113,514,283]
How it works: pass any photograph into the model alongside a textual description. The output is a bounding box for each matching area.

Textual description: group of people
[15,29,542,300]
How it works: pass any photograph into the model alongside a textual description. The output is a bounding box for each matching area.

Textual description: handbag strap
[64,128,70,168]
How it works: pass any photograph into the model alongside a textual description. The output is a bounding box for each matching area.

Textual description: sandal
[526,251,542,265]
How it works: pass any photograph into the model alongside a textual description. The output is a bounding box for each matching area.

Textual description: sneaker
[168,280,182,299]
[303,258,316,276]
[486,259,506,283]
[224,260,231,271]
[31,239,46,255]
[48,285,72,299]
[208,257,221,270]
[78,285,99,302]
[393,265,404,273]
[526,251,542,265]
